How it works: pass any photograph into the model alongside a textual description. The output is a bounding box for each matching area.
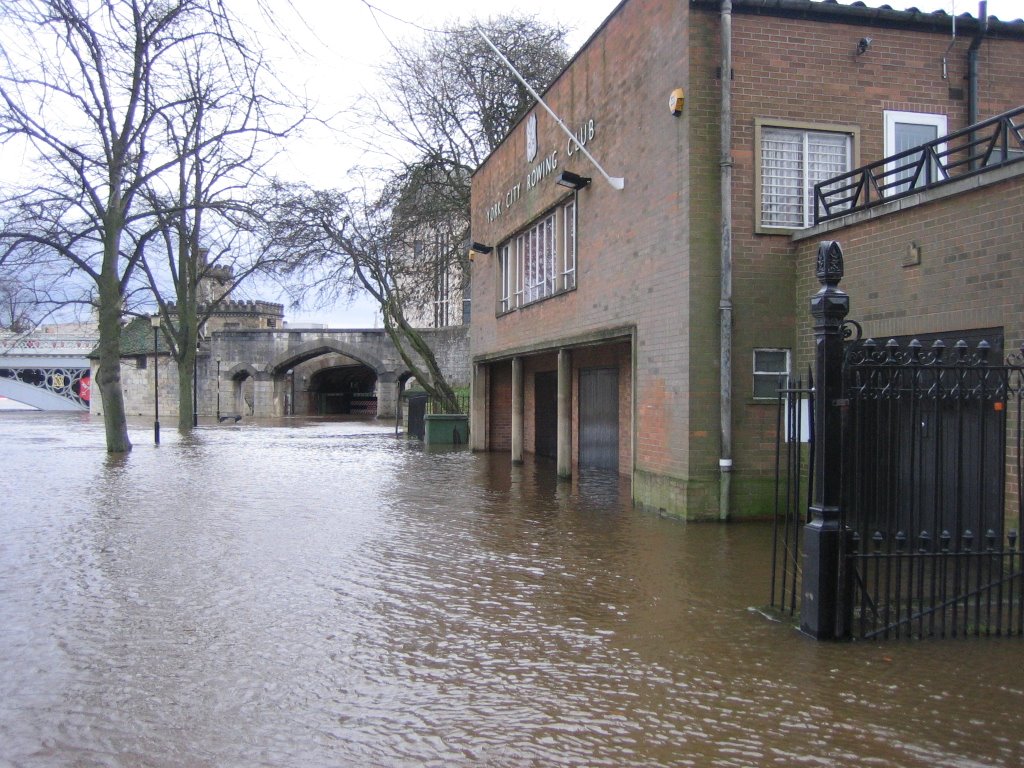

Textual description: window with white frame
[883,110,947,195]
[562,199,576,290]
[497,202,577,314]
[753,348,790,400]
[758,123,853,230]
[498,241,520,313]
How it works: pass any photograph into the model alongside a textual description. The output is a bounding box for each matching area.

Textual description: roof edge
[689,0,1024,35]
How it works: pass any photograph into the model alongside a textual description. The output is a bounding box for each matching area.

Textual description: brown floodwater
[0,412,1022,767]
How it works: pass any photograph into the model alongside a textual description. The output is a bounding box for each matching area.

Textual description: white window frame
[753,348,790,401]
[496,202,577,315]
[884,110,948,195]
[562,199,576,291]
[755,119,857,233]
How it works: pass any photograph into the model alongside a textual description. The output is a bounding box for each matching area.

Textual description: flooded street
[1,413,1023,767]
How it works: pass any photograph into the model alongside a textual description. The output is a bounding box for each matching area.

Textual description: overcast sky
[267,0,1018,327]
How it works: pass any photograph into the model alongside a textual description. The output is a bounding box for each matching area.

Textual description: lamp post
[216,357,221,421]
[150,314,161,445]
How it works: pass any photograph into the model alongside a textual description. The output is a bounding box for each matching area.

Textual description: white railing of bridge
[0,331,99,357]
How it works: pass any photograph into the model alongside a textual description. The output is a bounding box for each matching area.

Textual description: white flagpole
[476,27,625,191]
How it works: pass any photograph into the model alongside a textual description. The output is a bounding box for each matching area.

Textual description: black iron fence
[770,374,813,621]
[814,105,1024,223]
[773,241,1024,640]
[850,529,1024,640]
[842,338,1024,639]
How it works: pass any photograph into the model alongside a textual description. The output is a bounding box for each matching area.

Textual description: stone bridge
[206,326,469,419]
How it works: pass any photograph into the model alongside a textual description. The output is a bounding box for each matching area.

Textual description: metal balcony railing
[814,104,1024,224]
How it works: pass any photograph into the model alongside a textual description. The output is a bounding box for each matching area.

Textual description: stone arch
[222,362,259,417]
[267,342,396,418]
[266,341,389,378]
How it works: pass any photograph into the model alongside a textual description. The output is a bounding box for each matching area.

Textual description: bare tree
[364,14,570,266]
[280,15,570,411]
[0,0,296,451]
[268,181,461,413]
[135,34,305,430]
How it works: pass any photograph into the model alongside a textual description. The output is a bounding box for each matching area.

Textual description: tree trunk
[176,329,196,430]
[174,250,198,431]
[95,274,132,453]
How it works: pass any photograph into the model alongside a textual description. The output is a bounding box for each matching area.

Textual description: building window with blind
[755,119,857,232]
[497,202,577,315]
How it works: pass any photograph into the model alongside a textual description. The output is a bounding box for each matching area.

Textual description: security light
[556,170,592,190]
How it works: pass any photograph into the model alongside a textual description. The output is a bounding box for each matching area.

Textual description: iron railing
[814,104,1024,223]
[842,338,1024,639]
[769,373,814,619]
[426,391,470,415]
[850,529,1024,640]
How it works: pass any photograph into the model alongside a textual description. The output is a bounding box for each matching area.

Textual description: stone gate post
[800,240,852,641]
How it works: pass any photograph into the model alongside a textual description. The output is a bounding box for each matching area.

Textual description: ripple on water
[1,416,1024,766]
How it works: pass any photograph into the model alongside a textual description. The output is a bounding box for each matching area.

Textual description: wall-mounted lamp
[856,37,872,55]
[669,87,685,116]
[555,170,592,190]
[468,242,492,261]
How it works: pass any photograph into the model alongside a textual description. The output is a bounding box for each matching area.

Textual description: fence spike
[920,530,933,552]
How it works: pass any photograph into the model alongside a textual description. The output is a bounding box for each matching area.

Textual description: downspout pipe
[968,1,988,168]
[719,0,733,521]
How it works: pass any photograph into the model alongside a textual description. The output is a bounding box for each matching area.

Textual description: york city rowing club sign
[484,115,598,223]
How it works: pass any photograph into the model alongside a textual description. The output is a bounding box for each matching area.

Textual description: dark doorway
[579,367,619,471]
[310,364,377,415]
[534,370,557,459]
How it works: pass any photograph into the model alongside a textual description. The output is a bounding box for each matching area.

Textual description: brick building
[468,0,1024,519]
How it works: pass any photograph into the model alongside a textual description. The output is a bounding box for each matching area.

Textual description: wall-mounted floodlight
[556,171,592,190]
[468,242,493,261]
[856,37,872,55]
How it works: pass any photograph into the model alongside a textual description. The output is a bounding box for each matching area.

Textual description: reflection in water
[0,413,1022,767]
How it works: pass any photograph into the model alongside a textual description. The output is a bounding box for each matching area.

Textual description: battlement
[167,299,284,318]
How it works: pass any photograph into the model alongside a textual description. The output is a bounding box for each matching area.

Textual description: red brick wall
[793,168,1024,531]
[471,0,1024,517]
[694,3,1024,482]
[488,361,512,452]
[471,0,693,487]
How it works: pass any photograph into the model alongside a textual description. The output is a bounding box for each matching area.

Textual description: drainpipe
[719,0,734,521]
[968,1,988,168]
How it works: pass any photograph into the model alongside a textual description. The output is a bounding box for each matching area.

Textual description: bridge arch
[266,342,405,419]
[267,341,390,378]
